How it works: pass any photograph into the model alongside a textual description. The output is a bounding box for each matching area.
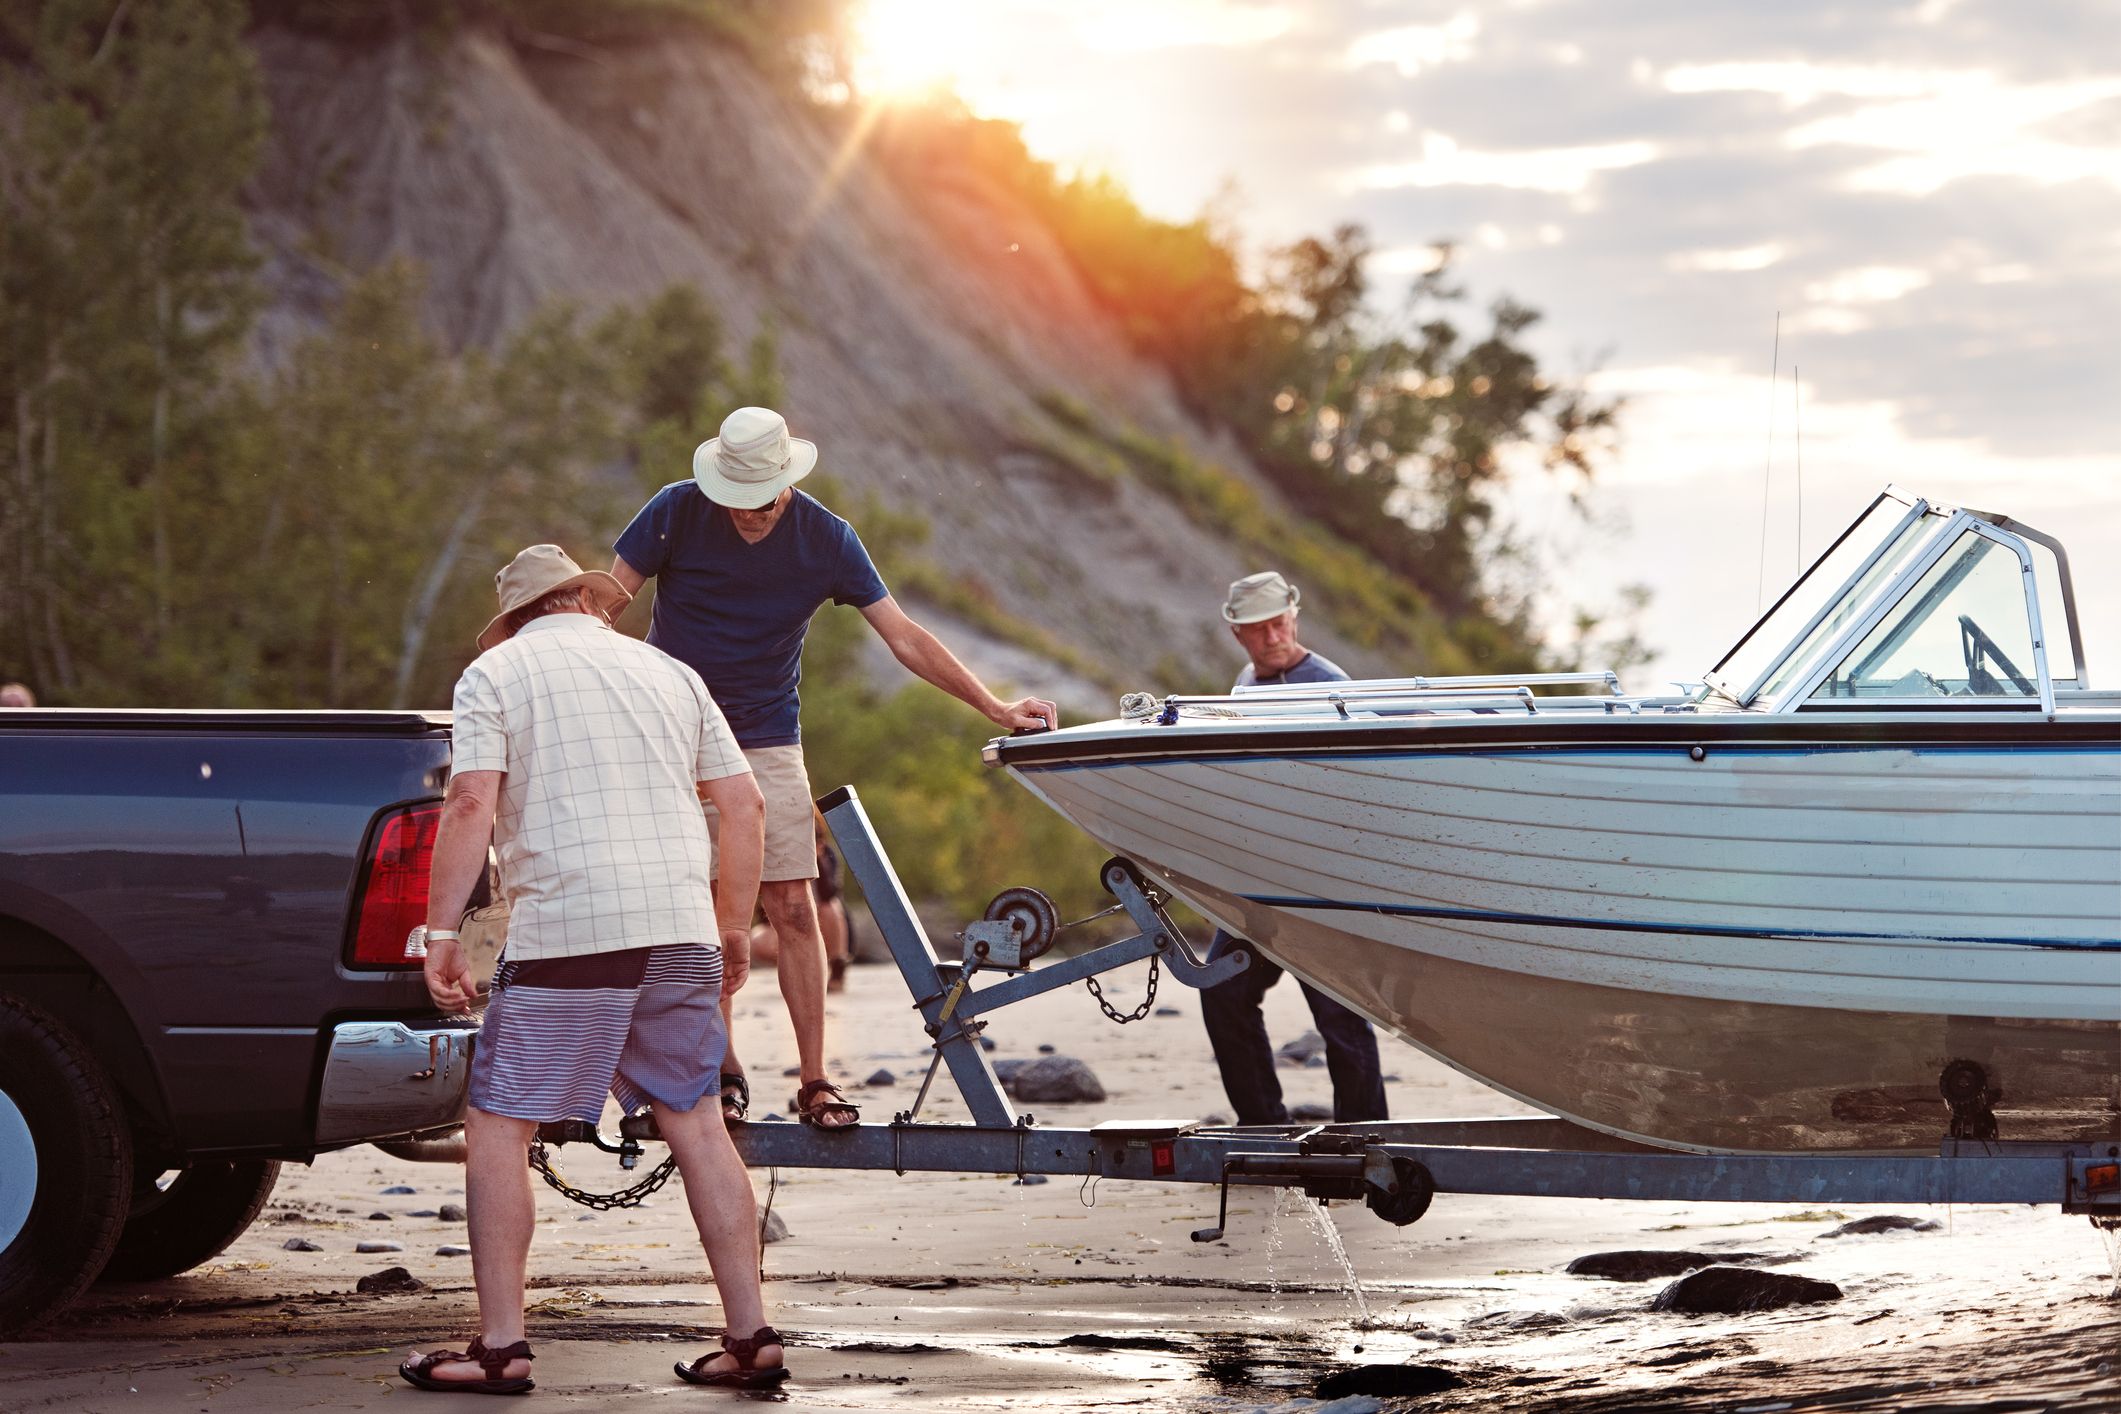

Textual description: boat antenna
[1793,364,1803,574]
[1756,310,1781,613]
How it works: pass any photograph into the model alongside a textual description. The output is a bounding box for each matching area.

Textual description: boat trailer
[535,785,2121,1235]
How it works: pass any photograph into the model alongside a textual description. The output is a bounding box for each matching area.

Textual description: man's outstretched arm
[610,556,647,596]
[859,595,1058,733]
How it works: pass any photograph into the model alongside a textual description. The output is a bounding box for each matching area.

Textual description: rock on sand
[760,1209,789,1244]
[1276,1030,1326,1065]
[355,1266,426,1294]
[1651,1265,1842,1314]
[1567,1250,1782,1281]
[438,1203,468,1222]
[1005,1056,1105,1103]
[1818,1214,1940,1239]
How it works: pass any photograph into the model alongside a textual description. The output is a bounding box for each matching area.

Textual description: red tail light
[348,802,443,968]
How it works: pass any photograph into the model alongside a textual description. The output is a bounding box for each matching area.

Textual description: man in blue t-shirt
[613,406,1057,1130]
[1198,571,1388,1125]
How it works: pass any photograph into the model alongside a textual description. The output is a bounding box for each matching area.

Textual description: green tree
[1,0,265,701]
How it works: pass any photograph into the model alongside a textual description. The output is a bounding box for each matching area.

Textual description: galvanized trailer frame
[574,786,2121,1234]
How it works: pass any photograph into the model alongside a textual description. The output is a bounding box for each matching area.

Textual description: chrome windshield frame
[1770,511,2056,719]
[1706,486,1929,708]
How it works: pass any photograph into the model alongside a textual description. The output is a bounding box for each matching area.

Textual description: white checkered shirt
[450,614,750,960]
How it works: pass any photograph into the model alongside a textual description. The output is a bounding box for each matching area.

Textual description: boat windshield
[1709,493,1933,703]
[1808,529,2037,700]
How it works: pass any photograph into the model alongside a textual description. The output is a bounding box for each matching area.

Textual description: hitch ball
[1366,1157,1435,1227]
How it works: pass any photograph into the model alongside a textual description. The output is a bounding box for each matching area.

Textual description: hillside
[242,18,1385,705]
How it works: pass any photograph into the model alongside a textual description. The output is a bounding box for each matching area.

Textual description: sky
[854,0,2121,690]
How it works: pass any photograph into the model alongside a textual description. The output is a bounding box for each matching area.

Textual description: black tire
[99,1159,281,1282]
[0,992,133,1334]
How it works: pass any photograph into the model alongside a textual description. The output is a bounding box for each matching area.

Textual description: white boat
[989,489,2121,1154]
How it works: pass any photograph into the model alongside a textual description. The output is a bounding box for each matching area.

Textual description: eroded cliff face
[242,22,1379,704]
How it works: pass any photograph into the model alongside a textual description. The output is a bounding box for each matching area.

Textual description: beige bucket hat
[477,544,632,651]
[693,406,818,510]
[1222,570,1301,624]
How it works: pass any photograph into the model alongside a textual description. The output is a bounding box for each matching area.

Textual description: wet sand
[7,965,2117,1410]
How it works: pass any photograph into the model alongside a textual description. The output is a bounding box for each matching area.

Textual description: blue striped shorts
[468,943,725,1123]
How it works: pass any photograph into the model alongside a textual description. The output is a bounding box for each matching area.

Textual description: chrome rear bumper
[316,1020,477,1146]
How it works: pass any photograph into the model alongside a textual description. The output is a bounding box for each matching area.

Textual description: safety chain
[527,1137,678,1211]
[1085,952,1159,1024]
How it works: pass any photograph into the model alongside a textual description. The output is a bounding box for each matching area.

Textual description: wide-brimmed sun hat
[692,406,818,510]
[477,544,633,651]
[1222,570,1301,625]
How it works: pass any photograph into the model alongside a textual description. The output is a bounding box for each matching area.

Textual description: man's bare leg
[759,879,852,1126]
[655,1098,782,1374]
[418,1107,536,1383]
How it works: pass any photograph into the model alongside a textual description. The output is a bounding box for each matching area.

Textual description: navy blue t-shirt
[1235,649,1348,689]
[614,484,888,748]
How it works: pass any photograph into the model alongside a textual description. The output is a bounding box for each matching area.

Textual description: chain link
[1084,953,1159,1024]
[527,1137,679,1211]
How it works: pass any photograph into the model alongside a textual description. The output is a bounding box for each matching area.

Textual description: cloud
[1349,132,1660,195]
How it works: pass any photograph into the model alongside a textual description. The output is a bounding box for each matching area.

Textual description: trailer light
[2088,1162,2120,1193]
[348,802,444,968]
[1152,1141,1176,1176]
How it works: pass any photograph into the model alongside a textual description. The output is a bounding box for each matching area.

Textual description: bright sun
[849,0,983,101]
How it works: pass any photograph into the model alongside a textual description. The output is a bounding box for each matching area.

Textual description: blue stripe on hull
[1239,894,2121,951]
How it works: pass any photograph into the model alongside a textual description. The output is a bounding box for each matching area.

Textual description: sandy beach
[7,960,2117,1412]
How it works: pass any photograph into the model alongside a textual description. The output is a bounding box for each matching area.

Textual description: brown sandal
[399,1336,535,1395]
[674,1324,790,1387]
[791,1079,860,1130]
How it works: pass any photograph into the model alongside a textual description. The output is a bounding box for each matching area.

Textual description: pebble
[380,1185,417,1195]
[1037,1043,1056,1054]
[1651,1265,1843,1314]
[761,1209,790,1244]
[781,1065,802,1077]
[1006,1056,1105,1103]
[1200,1113,1231,1126]
[407,1209,439,1218]
[438,1203,468,1222]
[435,1244,471,1257]
[281,1237,322,1252]
[367,1211,392,1221]
[1013,1174,1049,1186]
[978,1035,997,1052]
[1303,1053,1328,1069]
[1290,1102,1333,1122]
[1567,1250,1781,1281]
[1153,1006,1181,1017]
[864,1068,896,1087]
[355,1241,404,1255]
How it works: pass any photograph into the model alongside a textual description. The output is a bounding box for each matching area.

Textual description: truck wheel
[100,1159,281,1282]
[0,993,133,1334]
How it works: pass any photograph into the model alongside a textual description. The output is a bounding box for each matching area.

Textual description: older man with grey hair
[1197,571,1388,1126]
[401,544,789,1393]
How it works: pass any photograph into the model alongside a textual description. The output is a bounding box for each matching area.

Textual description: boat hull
[1009,736,2121,1153]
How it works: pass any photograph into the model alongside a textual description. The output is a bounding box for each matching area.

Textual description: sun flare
[850,0,984,100]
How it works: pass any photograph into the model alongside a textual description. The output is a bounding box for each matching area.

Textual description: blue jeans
[1198,930,1388,1126]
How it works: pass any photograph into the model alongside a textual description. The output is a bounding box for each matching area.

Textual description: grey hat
[1222,570,1301,624]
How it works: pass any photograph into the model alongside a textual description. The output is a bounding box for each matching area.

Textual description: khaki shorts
[704,743,818,883]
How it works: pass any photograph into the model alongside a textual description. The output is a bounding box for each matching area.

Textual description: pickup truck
[0,709,492,1333]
